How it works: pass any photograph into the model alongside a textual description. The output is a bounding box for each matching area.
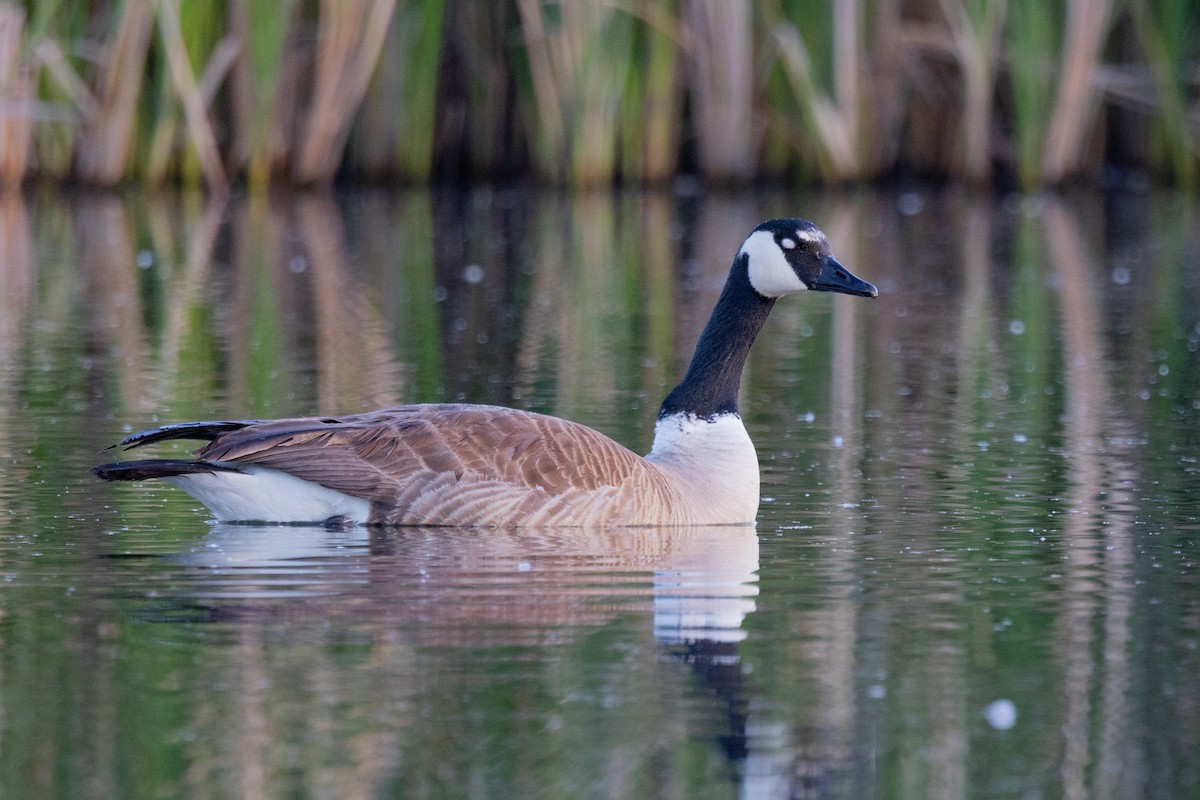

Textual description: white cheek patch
[740,229,805,297]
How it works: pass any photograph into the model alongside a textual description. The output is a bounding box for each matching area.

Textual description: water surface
[1,187,1197,798]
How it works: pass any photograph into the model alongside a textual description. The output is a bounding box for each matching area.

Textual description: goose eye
[780,237,796,250]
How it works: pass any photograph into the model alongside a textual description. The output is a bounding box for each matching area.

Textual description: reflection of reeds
[296,194,402,410]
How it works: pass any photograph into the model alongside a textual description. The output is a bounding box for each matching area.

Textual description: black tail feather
[111,420,262,451]
[92,459,242,482]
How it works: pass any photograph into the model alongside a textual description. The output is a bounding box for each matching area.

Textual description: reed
[939,0,1007,183]
[156,0,228,190]
[620,0,681,184]
[0,3,32,189]
[293,0,397,186]
[514,0,638,186]
[1040,0,1116,184]
[687,0,755,182]
[345,0,446,182]
[772,0,870,182]
[1128,0,1198,189]
[70,0,154,186]
[0,0,1194,188]
[1005,0,1059,189]
[230,0,296,190]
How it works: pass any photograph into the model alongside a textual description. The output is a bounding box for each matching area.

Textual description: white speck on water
[517,562,531,572]
[797,411,815,423]
[136,250,154,269]
[867,684,886,699]
[463,264,485,284]
[1009,320,1025,335]
[897,192,924,216]
[1013,433,1027,443]
[1112,266,1130,285]
[289,255,307,273]
[831,435,844,448]
[985,699,1017,730]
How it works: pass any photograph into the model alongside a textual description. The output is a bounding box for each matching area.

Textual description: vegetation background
[0,0,1194,191]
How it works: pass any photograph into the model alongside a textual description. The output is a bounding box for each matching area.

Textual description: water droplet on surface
[897,192,924,216]
[985,699,1017,730]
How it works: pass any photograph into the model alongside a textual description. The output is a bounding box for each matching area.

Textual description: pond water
[1,186,1197,798]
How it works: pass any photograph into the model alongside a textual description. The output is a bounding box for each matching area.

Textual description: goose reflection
[171,523,758,647]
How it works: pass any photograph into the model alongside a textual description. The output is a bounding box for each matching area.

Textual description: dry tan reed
[687,0,754,182]
[294,0,397,185]
[0,3,31,189]
[1041,0,1116,184]
[71,1,153,185]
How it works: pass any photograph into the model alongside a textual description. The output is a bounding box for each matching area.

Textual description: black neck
[659,254,775,419]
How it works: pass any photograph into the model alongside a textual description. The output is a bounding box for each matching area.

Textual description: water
[1,187,1198,798]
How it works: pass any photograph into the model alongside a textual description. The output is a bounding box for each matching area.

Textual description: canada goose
[93,218,876,527]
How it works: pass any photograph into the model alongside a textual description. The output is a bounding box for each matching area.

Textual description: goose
[92,218,876,527]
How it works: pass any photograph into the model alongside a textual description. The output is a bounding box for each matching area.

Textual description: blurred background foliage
[0,0,1196,191]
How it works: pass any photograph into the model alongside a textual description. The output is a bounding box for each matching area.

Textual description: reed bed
[0,0,1195,189]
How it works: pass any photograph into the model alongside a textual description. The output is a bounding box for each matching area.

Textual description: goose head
[740,218,877,299]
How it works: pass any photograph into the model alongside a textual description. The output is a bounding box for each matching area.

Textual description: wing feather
[194,404,656,511]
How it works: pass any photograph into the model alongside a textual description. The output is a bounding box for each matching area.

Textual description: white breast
[645,412,760,524]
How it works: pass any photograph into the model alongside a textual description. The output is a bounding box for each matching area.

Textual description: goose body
[93,219,876,527]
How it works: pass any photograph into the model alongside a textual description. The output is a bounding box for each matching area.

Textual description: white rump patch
[163,466,371,524]
[740,229,805,298]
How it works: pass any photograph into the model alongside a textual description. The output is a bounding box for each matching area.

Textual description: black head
[739,218,877,299]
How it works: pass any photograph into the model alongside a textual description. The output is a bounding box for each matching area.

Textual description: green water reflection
[0,188,1197,798]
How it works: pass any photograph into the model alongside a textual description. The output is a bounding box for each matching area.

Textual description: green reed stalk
[230,0,296,191]
[939,0,1007,183]
[1005,0,1059,189]
[514,0,636,186]
[157,0,227,191]
[773,0,870,182]
[346,0,445,182]
[570,6,634,186]
[22,0,86,179]
[620,1,680,185]
[1129,0,1198,189]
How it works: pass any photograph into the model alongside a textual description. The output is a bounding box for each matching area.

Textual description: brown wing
[195,404,652,505]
